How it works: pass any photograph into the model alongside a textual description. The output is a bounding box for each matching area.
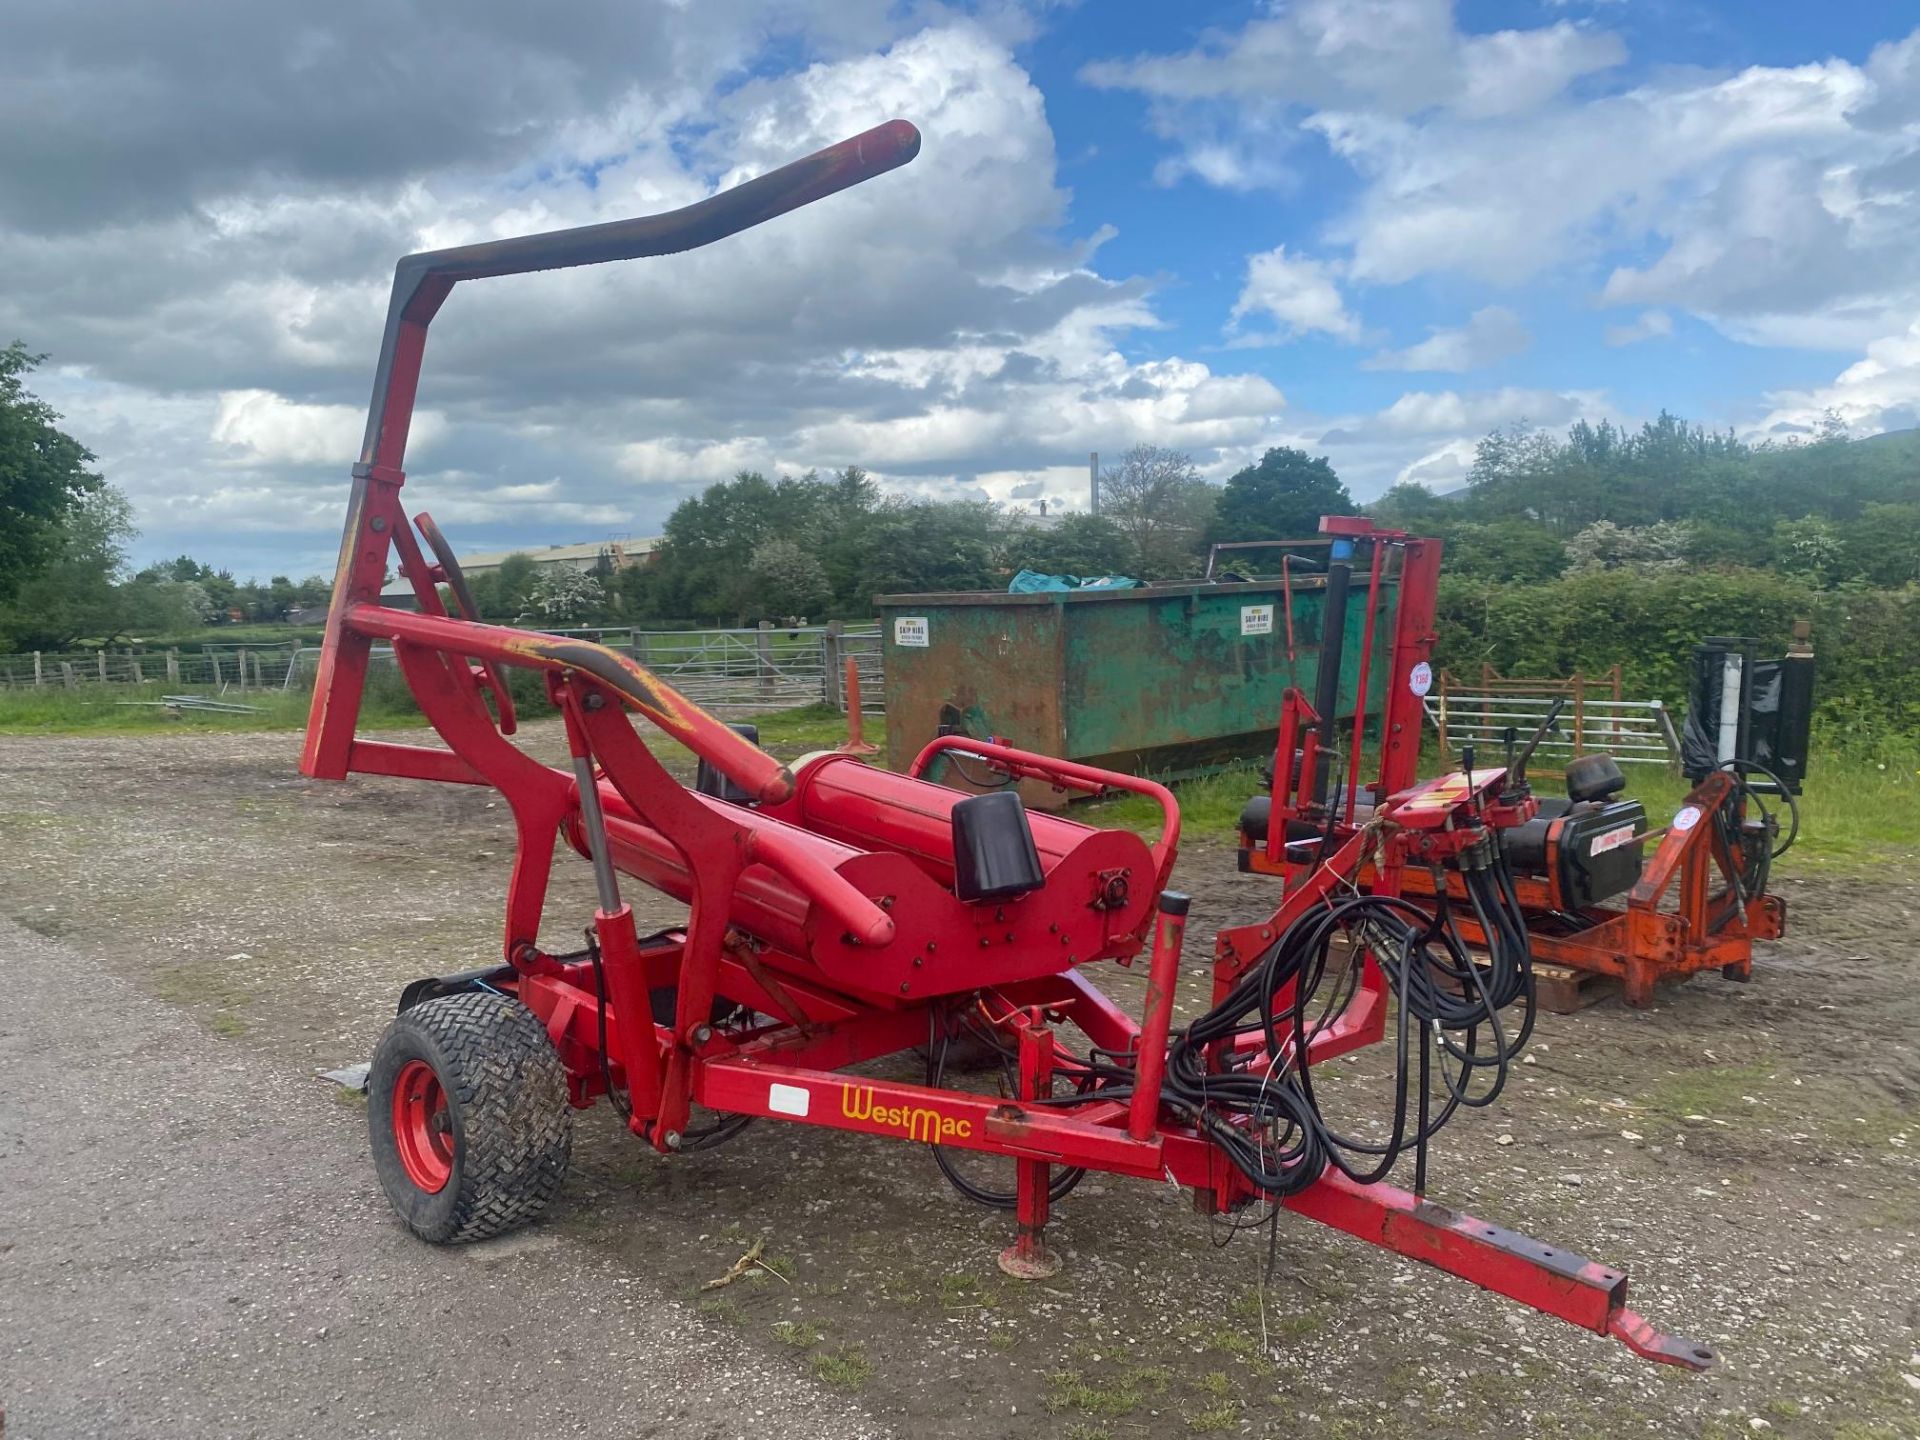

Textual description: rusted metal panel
[878,597,1065,804]
[877,576,1399,805]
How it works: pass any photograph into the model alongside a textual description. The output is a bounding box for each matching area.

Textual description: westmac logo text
[839,1085,972,1142]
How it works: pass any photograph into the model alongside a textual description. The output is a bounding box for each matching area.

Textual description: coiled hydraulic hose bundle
[1161,829,1538,1201]
[924,827,1537,1213]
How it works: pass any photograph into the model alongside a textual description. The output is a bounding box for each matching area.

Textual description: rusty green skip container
[876,574,1401,807]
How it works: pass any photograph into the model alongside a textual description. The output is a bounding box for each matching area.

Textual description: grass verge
[0,678,854,747]
[0,677,425,735]
[1083,734,1920,877]
[4,668,1913,878]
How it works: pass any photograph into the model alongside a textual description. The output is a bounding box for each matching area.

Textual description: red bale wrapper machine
[302,120,1715,1372]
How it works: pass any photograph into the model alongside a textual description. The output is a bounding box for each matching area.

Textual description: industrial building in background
[377,536,661,609]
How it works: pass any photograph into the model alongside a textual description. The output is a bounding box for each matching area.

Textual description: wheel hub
[392,1059,454,1193]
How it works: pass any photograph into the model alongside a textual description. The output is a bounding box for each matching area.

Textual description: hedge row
[1432,568,1920,738]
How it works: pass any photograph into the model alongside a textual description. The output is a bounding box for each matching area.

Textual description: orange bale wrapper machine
[301,121,1717,1373]
[1235,526,1806,1011]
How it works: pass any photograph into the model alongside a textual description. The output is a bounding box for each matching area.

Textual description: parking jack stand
[998,1020,1062,1279]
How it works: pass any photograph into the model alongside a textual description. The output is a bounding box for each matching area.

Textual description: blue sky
[4,0,1919,578]
[1036,0,1920,439]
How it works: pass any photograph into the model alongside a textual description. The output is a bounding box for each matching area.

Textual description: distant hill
[1853,426,1920,457]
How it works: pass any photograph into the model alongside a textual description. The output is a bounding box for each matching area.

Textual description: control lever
[1505,697,1568,800]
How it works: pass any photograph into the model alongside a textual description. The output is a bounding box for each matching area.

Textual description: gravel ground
[0,908,891,1440]
[1,724,1917,1439]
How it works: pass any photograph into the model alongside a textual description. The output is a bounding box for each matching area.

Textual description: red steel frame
[301,122,1713,1373]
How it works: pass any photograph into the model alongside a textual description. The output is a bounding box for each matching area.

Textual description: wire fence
[0,643,310,692]
[0,622,886,714]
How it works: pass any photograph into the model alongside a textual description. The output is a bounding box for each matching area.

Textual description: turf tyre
[368,991,572,1244]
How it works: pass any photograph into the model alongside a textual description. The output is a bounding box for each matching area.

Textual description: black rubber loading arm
[357,119,922,467]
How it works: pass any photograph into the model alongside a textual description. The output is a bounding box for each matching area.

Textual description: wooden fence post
[210,653,223,691]
[60,661,77,689]
[130,648,144,684]
[237,649,249,692]
[33,651,42,686]
[166,648,180,685]
[96,650,108,682]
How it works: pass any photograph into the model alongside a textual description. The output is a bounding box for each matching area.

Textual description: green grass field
[0,684,856,742]
[1,679,1910,875]
[0,685,331,733]
[0,680,421,735]
[1085,735,1920,875]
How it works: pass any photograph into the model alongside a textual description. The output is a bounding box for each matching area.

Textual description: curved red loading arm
[302,119,921,779]
[357,606,794,806]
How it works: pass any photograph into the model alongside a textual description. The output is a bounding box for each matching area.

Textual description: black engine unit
[1505,796,1648,910]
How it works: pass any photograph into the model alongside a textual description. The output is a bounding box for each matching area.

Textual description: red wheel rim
[392,1059,454,1193]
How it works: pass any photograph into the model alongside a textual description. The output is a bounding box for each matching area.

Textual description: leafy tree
[470,553,539,620]
[1211,447,1352,544]
[264,574,299,622]
[747,537,831,619]
[1563,520,1694,574]
[527,567,604,625]
[1097,444,1213,578]
[1770,515,1843,586]
[0,486,134,649]
[1,342,102,606]
[1004,513,1133,579]
[1439,520,1569,585]
[651,470,823,619]
[1464,423,1567,520]
[856,500,1007,597]
[1839,502,1920,587]
[118,576,214,634]
[1369,481,1456,531]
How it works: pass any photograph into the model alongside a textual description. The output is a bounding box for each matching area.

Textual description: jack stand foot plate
[997,1240,1062,1280]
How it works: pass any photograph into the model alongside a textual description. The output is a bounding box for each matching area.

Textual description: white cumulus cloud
[1230,246,1361,342]
[1364,306,1530,373]
[212,390,446,466]
[1753,320,1920,440]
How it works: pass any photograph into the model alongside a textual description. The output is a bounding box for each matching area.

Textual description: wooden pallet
[1531,962,1620,1015]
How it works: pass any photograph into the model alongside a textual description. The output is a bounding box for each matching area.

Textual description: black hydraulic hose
[925,1009,1087,1208]
[1720,758,1800,860]
[917,829,1541,1211]
[1156,833,1537,1201]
